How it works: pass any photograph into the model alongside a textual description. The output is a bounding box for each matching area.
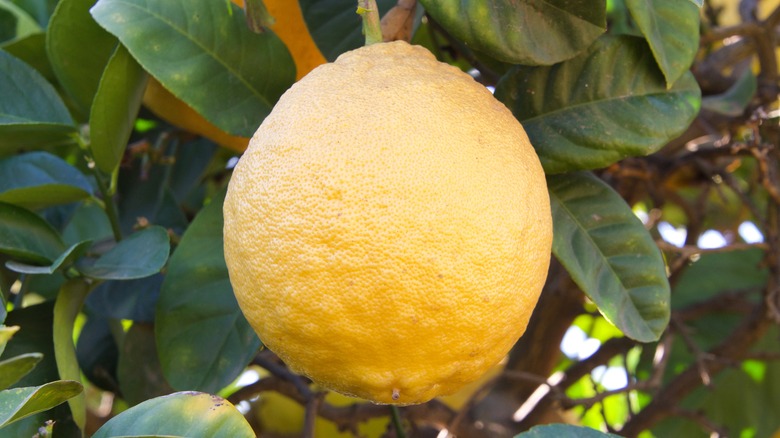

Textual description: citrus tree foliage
[0,0,778,436]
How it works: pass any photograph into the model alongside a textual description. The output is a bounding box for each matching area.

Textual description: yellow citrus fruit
[223,41,552,405]
[142,0,325,153]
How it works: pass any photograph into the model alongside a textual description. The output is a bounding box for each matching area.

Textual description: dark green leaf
[5,240,91,275]
[76,315,119,393]
[89,44,148,173]
[86,274,163,322]
[0,380,83,428]
[46,0,117,118]
[117,323,173,406]
[0,49,75,153]
[90,0,295,137]
[626,0,700,86]
[0,0,41,45]
[0,302,81,436]
[157,191,260,393]
[548,172,670,342]
[117,155,188,236]
[62,201,113,245]
[0,151,93,209]
[299,0,395,61]
[2,33,56,83]
[8,0,59,28]
[0,353,43,391]
[52,279,89,431]
[495,35,701,174]
[517,424,623,437]
[79,226,170,280]
[702,69,758,116]
[92,391,254,438]
[419,0,605,65]
[673,248,767,310]
[0,201,65,264]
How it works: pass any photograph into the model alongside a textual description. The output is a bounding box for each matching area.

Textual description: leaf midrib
[102,0,272,108]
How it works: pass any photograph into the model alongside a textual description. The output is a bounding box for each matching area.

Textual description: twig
[670,316,714,387]
[671,407,729,436]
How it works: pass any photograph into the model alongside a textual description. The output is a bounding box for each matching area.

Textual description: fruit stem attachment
[357,0,382,45]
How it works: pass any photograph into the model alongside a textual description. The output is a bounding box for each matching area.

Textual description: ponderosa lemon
[223,41,552,405]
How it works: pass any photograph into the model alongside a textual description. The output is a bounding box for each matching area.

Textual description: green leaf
[0,49,75,153]
[87,275,163,322]
[1,302,81,436]
[5,240,91,275]
[0,326,19,356]
[9,0,58,28]
[548,172,670,342]
[79,226,170,280]
[0,201,65,265]
[157,191,260,394]
[0,151,93,209]
[0,380,83,429]
[2,33,56,83]
[626,0,700,86]
[117,323,173,406]
[89,44,148,173]
[0,0,42,45]
[91,391,254,438]
[299,0,396,61]
[0,353,43,391]
[53,279,90,430]
[419,0,605,65]
[517,424,623,437]
[46,0,117,118]
[495,35,701,174]
[62,201,113,245]
[90,0,295,137]
[702,69,758,117]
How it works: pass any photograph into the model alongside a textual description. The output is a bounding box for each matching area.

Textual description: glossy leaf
[53,279,89,430]
[9,0,58,28]
[702,69,757,117]
[419,0,605,65]
[157,191,260,394]
[62,201,113,245]
[91,391,254,438]
[0,151,93,209]
[0,201,65,265]
[90,0,295,137]
[0,326,18,356]
[495,35,701,174]
[89,44,148,173]
[46,0,117,118]
[518,424,623,437]
[6,240,91,275]
[0,49,75,152]
[548,172,670,342]
[79,226,170,280]
[299,0,395,61]
[0,353,43,391]
[626,0,700,86]
[0,380,83,428]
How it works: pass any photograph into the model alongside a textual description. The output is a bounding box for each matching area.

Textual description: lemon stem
[390,405,406,438]
[357,0,382,45]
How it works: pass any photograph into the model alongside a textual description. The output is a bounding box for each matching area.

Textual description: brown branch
[671,407,729,436]
[618,302,773,437]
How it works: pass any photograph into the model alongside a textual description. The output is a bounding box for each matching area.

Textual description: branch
[618,302,773,437]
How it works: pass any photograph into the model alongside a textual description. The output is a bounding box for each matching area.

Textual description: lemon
[223,41,552,405]
[142,0,325,152]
